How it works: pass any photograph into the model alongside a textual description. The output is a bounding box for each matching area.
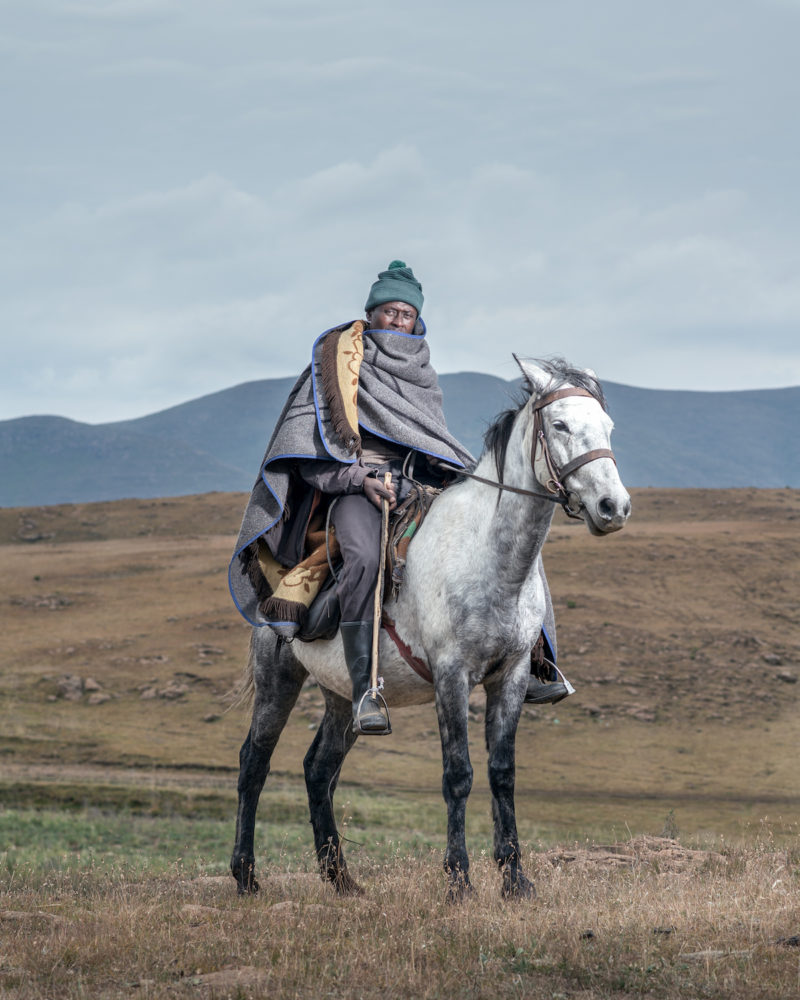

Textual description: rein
[456,387,616,520]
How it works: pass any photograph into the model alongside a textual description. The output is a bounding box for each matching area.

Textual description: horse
[230,357,631,901]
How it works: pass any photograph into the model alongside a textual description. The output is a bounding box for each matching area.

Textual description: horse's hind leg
[303,687,361,895]
[230,632,307,895]
[484,668,534,900]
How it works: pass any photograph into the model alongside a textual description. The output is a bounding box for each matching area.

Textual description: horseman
[229,261,567,735]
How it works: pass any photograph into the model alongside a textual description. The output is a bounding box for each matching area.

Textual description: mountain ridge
[1,374,797,506]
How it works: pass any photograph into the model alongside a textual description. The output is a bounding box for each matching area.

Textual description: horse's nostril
[597,497,616,520]
[623,498,631,518]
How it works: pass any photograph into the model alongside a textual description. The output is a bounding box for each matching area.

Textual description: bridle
[456,386,616,520]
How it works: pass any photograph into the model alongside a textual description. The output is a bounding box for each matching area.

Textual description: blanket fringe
[246,543,273,604]
[259,595,308,625]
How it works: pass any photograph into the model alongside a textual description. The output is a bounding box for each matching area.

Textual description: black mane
[482,358,607,482]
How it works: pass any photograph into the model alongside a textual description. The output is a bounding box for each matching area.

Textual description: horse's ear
[584,367,598,380]
[513,354,549,395]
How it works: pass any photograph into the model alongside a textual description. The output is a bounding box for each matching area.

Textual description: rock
[140,687,158,700]
[87,692,111,705]
[57,675,83,701]
[0,910,65,924]
[763,653,783,666]
[683,949,750,960]
[83,677,102,692]
[159,683,188,699]
[733,634,765,648]
[257,873,320,892]
[190,967,268,990]
[583,704,603,717]
[203,713,221,723]
[269,900,330,919]
[627,706,656,723]
[776,670,797,684]
[544,835,724,873]
[181,904,221,922]
[184,875,233,890]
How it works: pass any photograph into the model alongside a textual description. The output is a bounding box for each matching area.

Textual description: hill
[1,374,797,505]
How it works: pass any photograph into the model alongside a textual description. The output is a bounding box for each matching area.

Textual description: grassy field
[1,836,799,999]
[1,488,798,997]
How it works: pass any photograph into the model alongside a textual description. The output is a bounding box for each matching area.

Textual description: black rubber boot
[340,621,391,734]
[524,672,570,705]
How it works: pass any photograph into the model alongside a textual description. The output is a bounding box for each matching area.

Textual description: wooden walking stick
[367,471,392,731]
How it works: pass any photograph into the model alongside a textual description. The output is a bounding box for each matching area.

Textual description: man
[229,261,567,735]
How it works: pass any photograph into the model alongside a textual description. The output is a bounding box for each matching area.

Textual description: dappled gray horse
[231,358,631,900]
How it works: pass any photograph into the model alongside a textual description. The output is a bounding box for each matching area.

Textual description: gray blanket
[229,321,475,626]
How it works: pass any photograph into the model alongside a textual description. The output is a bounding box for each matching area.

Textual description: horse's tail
[225,629,257,713]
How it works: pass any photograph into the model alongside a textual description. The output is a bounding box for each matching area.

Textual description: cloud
[55,0,179,19]
[3,141,799,424]
[2,0,800,422]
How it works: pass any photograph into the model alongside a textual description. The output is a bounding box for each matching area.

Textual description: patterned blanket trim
[256,492,340,627]
[320,320,365,455]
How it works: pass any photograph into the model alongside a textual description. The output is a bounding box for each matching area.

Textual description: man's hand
[363,474,396,511]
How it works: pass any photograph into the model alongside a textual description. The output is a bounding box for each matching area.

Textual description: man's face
[366,301,418,335]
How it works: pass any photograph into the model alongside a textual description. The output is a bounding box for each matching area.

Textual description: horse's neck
[464,417,555,592]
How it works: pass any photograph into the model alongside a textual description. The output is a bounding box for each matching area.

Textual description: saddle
[297,482,442,643]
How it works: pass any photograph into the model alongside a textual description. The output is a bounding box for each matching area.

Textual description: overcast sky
[2,0,799,423]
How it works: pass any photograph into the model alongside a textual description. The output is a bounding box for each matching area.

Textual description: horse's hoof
[501,871,535,901]
[320,862,363,896]
[231,863,259,895]
[446,879,474,905]
[332,870,364,897]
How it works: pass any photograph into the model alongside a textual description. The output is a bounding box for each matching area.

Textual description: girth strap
[381,612,433,683]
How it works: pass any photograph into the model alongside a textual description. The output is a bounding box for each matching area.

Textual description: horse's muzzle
[587,493,631,534]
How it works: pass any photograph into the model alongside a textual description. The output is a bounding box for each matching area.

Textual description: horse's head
[515,357,631,535]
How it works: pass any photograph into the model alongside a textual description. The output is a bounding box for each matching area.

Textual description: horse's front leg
[484,665,534,899]
[434,667,473,902]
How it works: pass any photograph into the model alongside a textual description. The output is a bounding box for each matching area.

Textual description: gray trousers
[330,493,382,622]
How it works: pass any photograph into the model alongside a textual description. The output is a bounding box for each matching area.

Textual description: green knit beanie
[364,260,424,316]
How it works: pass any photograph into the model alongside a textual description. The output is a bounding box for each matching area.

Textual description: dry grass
[1,488,799,847]
[1,488,799,997]
[1,838,799,999]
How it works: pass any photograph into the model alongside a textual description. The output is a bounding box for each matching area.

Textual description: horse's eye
[551,420,569,433]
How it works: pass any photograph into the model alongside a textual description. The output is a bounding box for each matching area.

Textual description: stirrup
[353,687,392,736]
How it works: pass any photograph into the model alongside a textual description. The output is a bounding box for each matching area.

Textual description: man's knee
[337,529,379,588]
[332,496,381,557]
[331,495,382,620]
